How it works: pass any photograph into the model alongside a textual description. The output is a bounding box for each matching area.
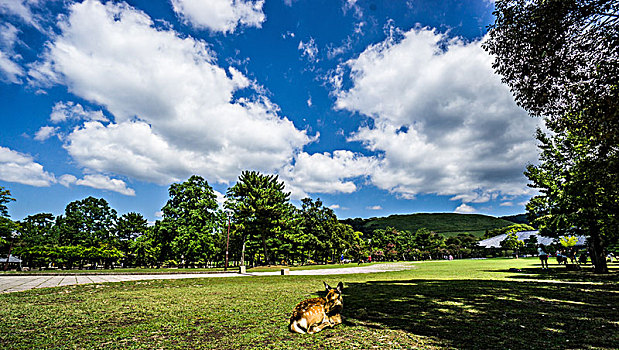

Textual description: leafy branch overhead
[485,0,619,273]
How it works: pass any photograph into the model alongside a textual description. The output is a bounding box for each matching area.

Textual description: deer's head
[323,281,343,311]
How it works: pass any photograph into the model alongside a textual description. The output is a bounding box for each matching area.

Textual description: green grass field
[1,258,617,349]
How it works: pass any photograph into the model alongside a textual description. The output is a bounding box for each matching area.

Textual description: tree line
[0,172,490,270]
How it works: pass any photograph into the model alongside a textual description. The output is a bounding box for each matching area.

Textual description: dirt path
[0,262,415,293]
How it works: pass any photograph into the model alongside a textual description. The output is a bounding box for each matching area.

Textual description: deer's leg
[307,316,333,334]
[329,313,342,325]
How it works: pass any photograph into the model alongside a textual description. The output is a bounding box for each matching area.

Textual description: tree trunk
[240,237,246,268]
[590,230,608,274]
[261,233,270,265]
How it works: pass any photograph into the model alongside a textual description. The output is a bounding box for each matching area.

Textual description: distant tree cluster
[1,174,492,270]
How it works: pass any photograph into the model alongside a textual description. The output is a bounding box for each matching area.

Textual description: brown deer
[289,282,344,334]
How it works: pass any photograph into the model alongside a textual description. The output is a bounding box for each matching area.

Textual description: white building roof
[1,256,22,263]
[477,230,588,248]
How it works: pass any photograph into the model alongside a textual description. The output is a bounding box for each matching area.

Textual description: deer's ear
[336,282,343,292]
[324,281,331,291]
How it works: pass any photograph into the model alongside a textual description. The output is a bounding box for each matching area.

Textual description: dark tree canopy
[487,0,619,273]
[484,0,619,144]
[56,196,118,247]
[19,213,56,247]
[526,130,618,273]
[160,175,219,266]
[225,171,293,265]
[0,186,15,218]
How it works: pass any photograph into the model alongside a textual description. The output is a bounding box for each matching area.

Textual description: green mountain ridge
[341,213,521,238]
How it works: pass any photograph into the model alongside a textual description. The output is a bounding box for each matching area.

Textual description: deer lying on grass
[289,282,344,334]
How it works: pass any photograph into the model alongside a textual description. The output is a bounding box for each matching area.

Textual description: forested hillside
[341,213,515,238]
[500,214,531,226]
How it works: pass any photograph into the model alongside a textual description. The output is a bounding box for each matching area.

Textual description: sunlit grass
[0,258,617,349]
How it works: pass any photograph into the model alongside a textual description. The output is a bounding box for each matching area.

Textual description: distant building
[477,230,588,249]
[1,255,22,269]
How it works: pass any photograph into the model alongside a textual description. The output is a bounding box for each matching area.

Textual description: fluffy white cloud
[0,22,20,50]
[454,203,476,213]
[50,101,107,123]
[335,27,541,203]
[58,172,135,196]
[171,0,265,33]
[34,126,59,141]
[0,0,42,29]
[58,174,77,187]
[0,146,56,186]
[75,174,135,196]
[0,50,24,83]
[298,37,318,61]
[31,0,310,185]
[281,150,376,198]
[367,205,382,210]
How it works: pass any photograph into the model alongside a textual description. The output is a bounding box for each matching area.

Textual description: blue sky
[0,0,542,222]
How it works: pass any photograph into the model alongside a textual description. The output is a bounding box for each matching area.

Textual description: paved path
[0,263,414,294]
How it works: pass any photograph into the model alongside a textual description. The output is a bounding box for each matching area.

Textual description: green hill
[341,213,516,238]
[500,213,532,226]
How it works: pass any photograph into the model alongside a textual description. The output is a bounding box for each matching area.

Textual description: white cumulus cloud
[30,0,310,186]
[75,174,135,196]
[335,26,541,203]
[171,0,265,33]
[0,146,56,186]
[34,126,59,141]
[58,173,135,196]
[50,101,107,123]
[0,50,24,83]
[58,174,77,187]
[454,203,476,213]
[281,150,377,198]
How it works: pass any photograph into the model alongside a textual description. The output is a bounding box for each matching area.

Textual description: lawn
[0,258,617,349]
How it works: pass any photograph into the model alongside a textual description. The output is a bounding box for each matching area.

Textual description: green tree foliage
[55,197,118,247]
[412,228,446,260]
[484,223,535,239]
[160,175,219,267]
[129,229,159,268]
[486,0,619,273]
[0,186,15,218]
[116,212,147,241]
[370,227,411,261]
[445,233,479,258]
[116,212,148,263]
[296,197,360,263]
[0,186,17,254]
[19,213,57,247]
[485,0,619,146]
[14,244,124,269]
[523,234,539,255]
[225,171,295,265]
[0,218,19,249]
[500,232,525,252]
[526,130,618,273]
[559,236,579,248]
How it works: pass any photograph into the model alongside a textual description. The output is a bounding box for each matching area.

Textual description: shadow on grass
[491,265,619,284]
[343,278,618,350]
